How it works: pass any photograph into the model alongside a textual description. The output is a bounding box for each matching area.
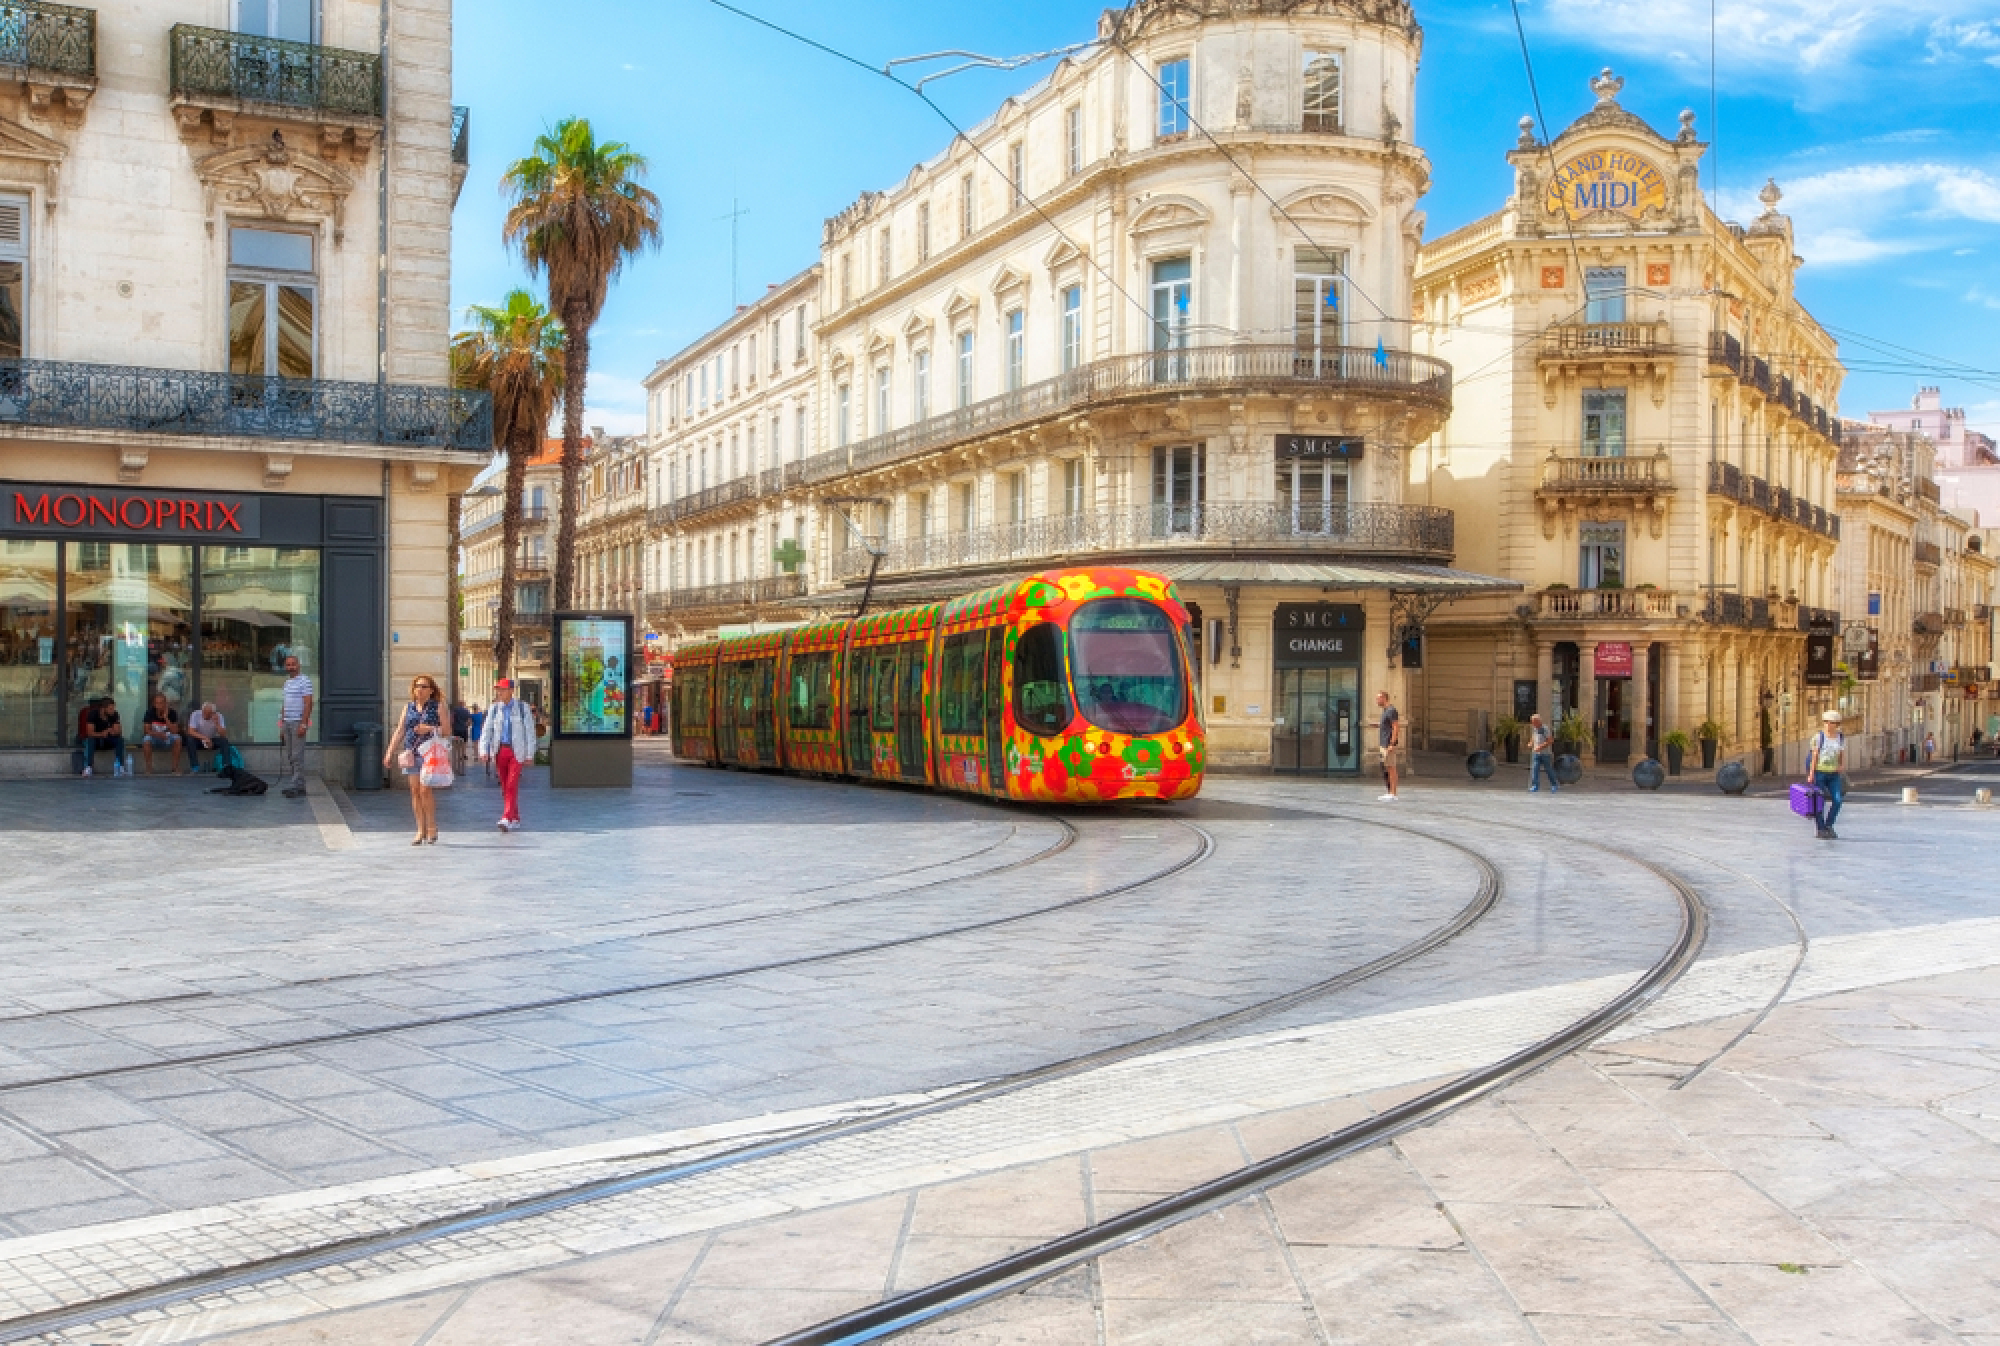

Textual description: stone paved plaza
[1,744,1997,1344]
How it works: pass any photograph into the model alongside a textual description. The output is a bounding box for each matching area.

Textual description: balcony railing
[1914,612,1945,636]
[1534,587,1681,619]
[831,501,1455,581]
[1539,452,1672,493]
[1946,608,1967,628]
[1914,541,1942,568]
[451,104,469,165]
[0,0,94,80]
[650,573,807,612]
[1540,321,1674,359]
[1913,672,1943,695]
[0,358,490,451]
[1917,478,1941,504]
[169,24,382,119]
[1797,606,1839,632]
[1708,460,1743,499]
[798,343,1451,487]
[1700,592,1779,630]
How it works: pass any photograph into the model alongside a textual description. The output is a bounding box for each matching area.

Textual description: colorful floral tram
[670,567,1204,804]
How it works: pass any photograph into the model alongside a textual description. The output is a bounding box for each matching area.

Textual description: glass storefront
[0,541,319,749]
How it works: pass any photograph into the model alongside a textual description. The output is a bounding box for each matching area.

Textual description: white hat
[1822,709,1843,723]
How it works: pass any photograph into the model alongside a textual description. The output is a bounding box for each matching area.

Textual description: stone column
[1578,640,1599,765]
[1662,641,1682,739]
[1227,177,1251,340]
[1536,641,1555,722]
[1631,641,1651,759]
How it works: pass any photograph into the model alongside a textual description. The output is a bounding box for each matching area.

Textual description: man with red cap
[477,678,537,832]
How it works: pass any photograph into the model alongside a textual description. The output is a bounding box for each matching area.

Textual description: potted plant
[1662,728,1692,777]
[1696,718,1725,770]
[1492,714,1525,764]
[1555,710,1589,758]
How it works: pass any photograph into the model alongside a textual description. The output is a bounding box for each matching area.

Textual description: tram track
[0,819,1053,1028]
[761,810,1712,1346]
[0,810,1515,1345]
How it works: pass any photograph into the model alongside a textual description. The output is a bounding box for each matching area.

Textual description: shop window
[228,225,315,379]
[1158,58,1191,139]
[1579,521,1626,590]
[1585,267,1627,324]
[200,546,320,743]
[0,539,57,748]
[0,195,27,359]
[1303,51,1342,132]
[1013,622,1071,736]
[1582,389,1627,456]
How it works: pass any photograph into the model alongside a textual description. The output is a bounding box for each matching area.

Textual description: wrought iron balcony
[1539,320,1674,360]
[1914,612,1945,636]
[1707,331,1744,375]
[655,462,808,527]
[1700,592,1778,630]
[651,573,806,612]
[0,1,94,82]
[798,343,1452,487]
[1539,451,1672,494]
[169,24,382,120]
[1796,605,1839,632]
[0,357,491,452]
[1533,587,1681,620]
[1707,460,1744,500]
[1945,607,1967,628]
[1914,541,1942,568]
[1917,478,1941,504]
[1746,474,1771,512]
[830,501,1455,582]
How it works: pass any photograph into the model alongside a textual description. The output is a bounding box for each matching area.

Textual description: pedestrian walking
[450,698,473,777]
[1923,730,1937,763]
[478,678,536,832]
[469,703,489,777]
[1375,690,1401,801]
[385,675,446,845]
[1806,709,1847,841]
[278,655,313,798]
[1527,713,1559,793]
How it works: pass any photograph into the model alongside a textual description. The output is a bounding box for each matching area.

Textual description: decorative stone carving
[0,114,67,210]
[116,447,148,484]
[263,454,294,489]
[196,132,355,243]
[20,81,90,130]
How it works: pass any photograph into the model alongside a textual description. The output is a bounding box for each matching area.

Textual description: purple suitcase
[1788,782,1821,818]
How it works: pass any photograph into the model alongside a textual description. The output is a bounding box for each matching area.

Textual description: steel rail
[760,820,1709,1346]
[0,812,1510,1345]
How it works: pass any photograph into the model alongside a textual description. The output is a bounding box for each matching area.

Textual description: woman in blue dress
[383,674,446,845]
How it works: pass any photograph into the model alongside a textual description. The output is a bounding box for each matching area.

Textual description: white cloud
[1539,0,2000,79]
[1728,162,2000,267]
[1929,19,2000,66]
[1967,285,2000,311]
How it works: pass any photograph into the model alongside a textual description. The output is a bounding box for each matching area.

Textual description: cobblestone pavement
[0,751,1994,1343]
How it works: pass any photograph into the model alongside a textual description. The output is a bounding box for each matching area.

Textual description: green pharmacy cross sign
[773,539,807,573]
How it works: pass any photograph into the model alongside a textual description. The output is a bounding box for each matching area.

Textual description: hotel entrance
[1271,602,1363,774]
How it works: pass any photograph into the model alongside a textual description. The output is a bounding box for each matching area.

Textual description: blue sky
[449,0,2000,437]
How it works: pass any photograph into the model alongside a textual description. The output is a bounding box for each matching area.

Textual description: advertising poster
[553,613,632,739]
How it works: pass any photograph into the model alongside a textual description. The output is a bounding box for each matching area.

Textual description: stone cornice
[1106,0,1421,43]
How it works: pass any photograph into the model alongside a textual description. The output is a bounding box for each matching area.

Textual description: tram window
[733,664,758,726]
[789,651,834,729]
[871,652,898,731]
[1070,598,1187,736]
[678,668,710,730]
[940,632,985,735]
[1013,622,1072,736]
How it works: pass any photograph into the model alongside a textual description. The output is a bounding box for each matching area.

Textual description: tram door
[896,643,927,780]
[716,661,742,762]
[751,657,777,763]
[983,627,1007,794]
[844,643,873,776]
[1273,668,1360,774]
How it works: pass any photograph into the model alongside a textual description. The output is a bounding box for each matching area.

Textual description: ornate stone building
[459,441,563,709]
[0,0,486,777]
[1412,71,1845,774]
[575,429,646,616]
[645,0,1516,773]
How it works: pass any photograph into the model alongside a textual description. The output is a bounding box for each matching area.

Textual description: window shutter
[0,198,27,255]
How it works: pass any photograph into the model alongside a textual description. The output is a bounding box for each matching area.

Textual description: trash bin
[353,722,384,791]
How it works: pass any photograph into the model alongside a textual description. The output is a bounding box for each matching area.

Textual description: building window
[1158,58,1191,139]
[795,404,808,461]
[836,384,851,447]
[874,366,891,434]
[746,335,757,383]
[794,306,807,361]
[1150,257,1192,356]
[746,426,757,475]
[913,349,931,420]
[1063,458,1087,515]
[878,229,892,287]
[1277,455,1349,533]
[1585,267,1627,324]
[1579,521,1626,589]
[770,413,783,467]
[228,225,315,378]
[1302,51,1342,132]
[235,0,316,41]
[1005,471,1026,526]
[1293,247,1344,366]
[1151,444,1203,535]
[1010,142,1025,209]
[1060,284,1083,373]
[729,429,740,477]
[914,490,932,538]
[916,203,931,263]
[1582,389,1628,457]
[956,330,975,408]
[1066,105,1084,176]
[954,481,975,532]
[0,195,26,359]
[1005,308,1025,392]
[840,255,851,307]
[960,174,975,238]
[771,323,782,374]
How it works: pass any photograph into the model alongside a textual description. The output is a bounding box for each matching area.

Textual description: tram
[670,566,1204,804]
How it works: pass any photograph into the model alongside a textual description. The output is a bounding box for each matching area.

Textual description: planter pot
[1502,738,1520,765]
[1666,743,1685,776]
[1633,758,1666,790]
[1716,761,1751,795]
[1555,739,1581,760]
[1553,754,1583,786]
[1467,750,1496,780]
[1699,738,1718,769]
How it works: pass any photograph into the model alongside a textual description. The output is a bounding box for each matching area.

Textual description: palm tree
[452,290,564,680]
[502,118,663,611]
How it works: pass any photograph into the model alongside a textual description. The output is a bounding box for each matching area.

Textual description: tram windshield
[1069,599,1186,736]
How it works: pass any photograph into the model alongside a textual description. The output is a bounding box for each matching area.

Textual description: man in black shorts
[1376,689,1401,801]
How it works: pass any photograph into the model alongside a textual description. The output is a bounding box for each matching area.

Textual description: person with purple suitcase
[1803,710,1847,841]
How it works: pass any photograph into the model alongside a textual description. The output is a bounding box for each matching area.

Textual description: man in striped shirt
[279,654,313,797]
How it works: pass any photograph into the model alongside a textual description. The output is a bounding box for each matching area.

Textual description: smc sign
[7,484,260,539]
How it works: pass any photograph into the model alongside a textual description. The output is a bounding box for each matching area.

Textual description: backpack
[210,764,269,796]
[214,742,245,774]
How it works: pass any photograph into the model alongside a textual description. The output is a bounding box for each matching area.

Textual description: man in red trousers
[477,678,537,832]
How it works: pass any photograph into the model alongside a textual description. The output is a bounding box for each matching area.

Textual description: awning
[1149,560,1524,593]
